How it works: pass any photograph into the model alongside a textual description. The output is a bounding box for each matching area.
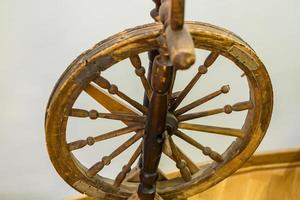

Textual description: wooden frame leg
[138,55,174,200]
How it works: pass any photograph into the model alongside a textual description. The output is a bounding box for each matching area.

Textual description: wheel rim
[45,22,273,199]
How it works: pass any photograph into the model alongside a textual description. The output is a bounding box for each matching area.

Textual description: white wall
[0,0,299,199]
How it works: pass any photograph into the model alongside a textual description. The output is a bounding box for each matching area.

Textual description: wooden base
[66,148,300,200]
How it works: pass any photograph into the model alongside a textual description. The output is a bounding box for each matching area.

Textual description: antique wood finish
[45,22,273,199]
[86,132,144,177]
[175,130,223,163]
[138,49,175,199]
[68,148,300,200]
[178,123,245,138]
[68,125,144,151]
[174,85,230,116]
[70,108,146,122]
[130,55,153,99]
[170,0,185,30]
[177,101,253,122]
[114,144,143,187]
[163,134,200,174]
[93,76,148,114]
[159,0,195,70]
[167,135,192,181]
[169,52,219,111]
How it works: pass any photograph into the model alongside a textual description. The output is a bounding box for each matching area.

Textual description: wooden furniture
[45,0,273,199]
[66,148,300,200]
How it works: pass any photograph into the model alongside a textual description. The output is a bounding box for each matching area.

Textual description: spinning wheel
[45,1,273,200]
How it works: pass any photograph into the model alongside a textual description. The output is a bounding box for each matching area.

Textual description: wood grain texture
[130,55,153,99]
[70,108,146,122]
[93,76,147,114]
[170,0,185,30]
[138,51,174,199]
[114,143,142,187]
[45,22,273,199]
[159,0,195,70]
[178,123,245,138]
[169,52,219,111]
[68,125,144,151]
[175,130,223,162]
[86,131,144,177]
[175,85,230,116]
[177,101,252,122]
[66,149,300,200]
[167,135,192,181]
[190,149,300,200]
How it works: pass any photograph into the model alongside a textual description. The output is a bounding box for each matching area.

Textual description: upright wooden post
[138,53,174,199]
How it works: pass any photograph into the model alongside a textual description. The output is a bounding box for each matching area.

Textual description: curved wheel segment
[45,22,273,200]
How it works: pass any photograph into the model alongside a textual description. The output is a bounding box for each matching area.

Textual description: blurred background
[0,0,299,199]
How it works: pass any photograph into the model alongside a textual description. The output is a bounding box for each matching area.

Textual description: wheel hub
[166,112,178,135]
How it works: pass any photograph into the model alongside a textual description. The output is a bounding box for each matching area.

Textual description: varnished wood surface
[191,163,300,200]
[159,0,196,70]
[66,148,300,200]
[45,21,273,199]
[138,52,174,199]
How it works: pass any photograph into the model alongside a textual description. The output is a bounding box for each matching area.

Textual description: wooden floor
[67,148,300,200]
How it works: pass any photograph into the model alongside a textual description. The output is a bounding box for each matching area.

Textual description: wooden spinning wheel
[45,1,273,200]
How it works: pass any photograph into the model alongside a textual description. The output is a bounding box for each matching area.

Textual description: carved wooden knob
[96,76,111,89]
[198,66,208,74]
[89,110,98,119]
[102,156,111,166]
[176,160,192,181]
[130,55,142,68]
[221,85,230,93]
[86,137,95,146]
[108,85,118,94]
[224,105,233,114]
[87,161,105,177]
[114,165,131,187]
[135,67,145,77]
[202,147,212,155]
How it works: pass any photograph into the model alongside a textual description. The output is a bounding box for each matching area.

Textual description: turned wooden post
[138,50,160,170]
[138,53,174,199]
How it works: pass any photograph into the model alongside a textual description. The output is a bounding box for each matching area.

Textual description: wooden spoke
[68,125,144,151]
[175,85,230,116]
[69,108,146,122]
[165,135,192,181]
[169,52,219,111]
[162,133,173,158]
[162,137,199,174]
[130,55,153,99]
[231,101,254,111]
[84,84,144,135]
[84,84,138,115]
[113,143,142,187]
[124,166,140,182]
[178,101,253,122]
[178,123,244,138]
[86,131,144,177]
[176,146,199,174]
[175,130,223,162]
[93,76,147,114]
